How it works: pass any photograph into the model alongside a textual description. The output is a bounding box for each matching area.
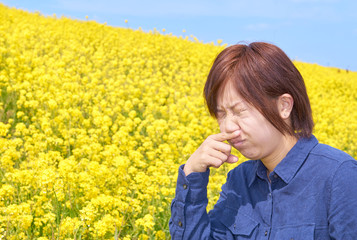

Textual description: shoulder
[309,143,357,190]
[310,143,355,164]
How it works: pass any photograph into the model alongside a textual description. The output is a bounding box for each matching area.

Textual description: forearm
[169,165,214,239]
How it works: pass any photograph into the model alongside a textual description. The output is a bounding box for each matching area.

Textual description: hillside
[0,4,356,239]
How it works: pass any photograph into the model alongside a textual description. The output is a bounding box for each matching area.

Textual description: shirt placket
[265,181,273,239]
[258,169,276,239]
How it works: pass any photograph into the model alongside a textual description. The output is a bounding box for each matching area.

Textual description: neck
[262,134,298,173]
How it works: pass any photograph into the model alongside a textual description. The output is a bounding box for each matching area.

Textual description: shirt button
[178,221,183,227]
[183,184,188,189]
[265,230,268,236]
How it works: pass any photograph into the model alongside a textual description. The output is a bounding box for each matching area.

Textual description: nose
[219,115,241,134]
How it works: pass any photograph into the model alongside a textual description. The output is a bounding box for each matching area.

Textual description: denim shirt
[170,135,357,239]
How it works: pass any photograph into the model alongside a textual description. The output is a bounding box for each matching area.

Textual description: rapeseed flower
[0,3,356,239]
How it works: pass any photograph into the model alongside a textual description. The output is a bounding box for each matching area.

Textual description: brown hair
[204,42,314,138]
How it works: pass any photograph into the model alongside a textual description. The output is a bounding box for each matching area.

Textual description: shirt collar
[248,135,319,187]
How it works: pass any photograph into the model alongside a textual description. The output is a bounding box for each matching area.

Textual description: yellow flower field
[0,3,356,239]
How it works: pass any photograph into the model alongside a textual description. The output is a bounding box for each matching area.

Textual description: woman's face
[216,82,286,162]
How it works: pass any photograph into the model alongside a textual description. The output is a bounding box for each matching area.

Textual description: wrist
[183,162,207,176]
[183,164,193,176]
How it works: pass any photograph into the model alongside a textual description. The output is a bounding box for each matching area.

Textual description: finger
[210,130,241,142]
[208,149,230,161]
[226,154,239,163]
[207,154,238,169]
[210,141,232,155]
[207,157,225,169]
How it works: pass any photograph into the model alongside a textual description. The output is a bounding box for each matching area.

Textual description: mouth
[229,137,245,148]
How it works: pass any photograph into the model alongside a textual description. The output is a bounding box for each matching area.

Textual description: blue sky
[2,0,357,71]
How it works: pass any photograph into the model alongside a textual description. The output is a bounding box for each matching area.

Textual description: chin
[239,150,260,161]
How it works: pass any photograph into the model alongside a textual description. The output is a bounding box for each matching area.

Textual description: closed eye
[216,110,226,119]
[233,107,246,115]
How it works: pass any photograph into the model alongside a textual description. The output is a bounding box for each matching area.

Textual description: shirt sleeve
[328,159,357,239]
[169,164,228,240]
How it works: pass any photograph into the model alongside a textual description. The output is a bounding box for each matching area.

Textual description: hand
[183,131,240,176]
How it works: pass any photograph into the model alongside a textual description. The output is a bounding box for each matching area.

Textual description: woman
[169,42,357,239]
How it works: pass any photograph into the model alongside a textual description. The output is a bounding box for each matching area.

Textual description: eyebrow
[217,100,244,111]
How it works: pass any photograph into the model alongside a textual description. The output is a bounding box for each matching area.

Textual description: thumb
[226,154,239,164]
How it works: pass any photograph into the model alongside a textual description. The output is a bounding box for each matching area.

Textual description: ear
[277,93,294,120]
